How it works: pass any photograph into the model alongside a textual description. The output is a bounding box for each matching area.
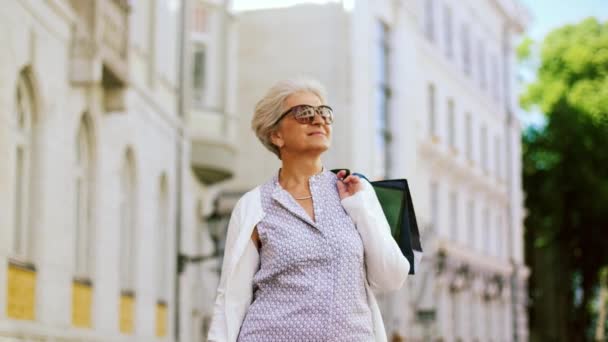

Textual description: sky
[518,0,607,40]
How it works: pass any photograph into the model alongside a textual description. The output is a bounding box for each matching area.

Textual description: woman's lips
[308,132,325,136]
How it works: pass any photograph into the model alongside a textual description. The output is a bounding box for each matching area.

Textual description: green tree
[520,18,608,341]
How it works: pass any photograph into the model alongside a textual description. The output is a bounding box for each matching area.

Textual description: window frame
[12,73,35,261]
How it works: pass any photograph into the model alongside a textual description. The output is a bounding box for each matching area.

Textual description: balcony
[69,0,129,112]
[189,109,237,185]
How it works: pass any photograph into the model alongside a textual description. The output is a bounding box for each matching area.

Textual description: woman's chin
[301,143,330,155]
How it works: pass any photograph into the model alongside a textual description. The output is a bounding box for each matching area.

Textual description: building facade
[230,0,530,341]
[0,0,236,341]
[0,0,530,341]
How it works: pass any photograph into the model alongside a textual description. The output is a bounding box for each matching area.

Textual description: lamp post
[177,211,226,275]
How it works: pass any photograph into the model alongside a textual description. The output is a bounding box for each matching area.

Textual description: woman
[208,79,410,342]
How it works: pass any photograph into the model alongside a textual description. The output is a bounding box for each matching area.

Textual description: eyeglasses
[276,105,334,125]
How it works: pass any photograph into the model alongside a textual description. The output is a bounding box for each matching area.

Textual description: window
[481,125,488,171]
[461,24,471,76]
[491,55,499,102]
[119,149,137,292]
[431,182,439,232]
[157,174,169,300]
[483,207,490,254]
[478,40,486,90]
[424,0,436,42]
[449,191,458,241]
[190,2,210,109]
[428,83,437,137]
[193,2,209,33]
[467,199,475,247]
[189,2,228,112]
[147,0,157,87]
[448,99,455,149]
[495,136,501,179]
[496,214,503,258]
[374,20,391,179]
[443,5,453,58]
[465,113,472,161]
[192,44,207,108]
[13,71,36,260]
[74,117,94,278]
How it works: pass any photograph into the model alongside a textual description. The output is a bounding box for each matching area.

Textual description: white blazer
[207,179,411,342]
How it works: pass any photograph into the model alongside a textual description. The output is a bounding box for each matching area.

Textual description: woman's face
[271,91,332,158]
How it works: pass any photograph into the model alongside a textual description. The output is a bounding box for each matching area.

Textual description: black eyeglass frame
[274,104,334,125]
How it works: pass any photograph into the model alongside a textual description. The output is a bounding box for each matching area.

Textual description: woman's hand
[336,170,363,200]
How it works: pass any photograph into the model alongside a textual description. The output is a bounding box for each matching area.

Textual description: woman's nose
[310,110,325,125]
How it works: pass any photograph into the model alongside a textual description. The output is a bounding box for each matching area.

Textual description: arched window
[12,71,36,260]
[157,174,169,300]
[74,117,94,278]
[156,174,170,337]
[119,149,137,292]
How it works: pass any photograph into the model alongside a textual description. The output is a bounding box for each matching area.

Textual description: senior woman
[207,79,410,342]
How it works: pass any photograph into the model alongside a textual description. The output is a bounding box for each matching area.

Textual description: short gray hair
[251,78,327,159]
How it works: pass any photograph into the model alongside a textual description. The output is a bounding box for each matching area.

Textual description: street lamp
[177,211,227,275]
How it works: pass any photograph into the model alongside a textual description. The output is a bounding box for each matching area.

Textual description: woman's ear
[270,130,284,149]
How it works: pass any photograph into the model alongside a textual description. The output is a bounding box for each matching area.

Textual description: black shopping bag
[332,169,423,275]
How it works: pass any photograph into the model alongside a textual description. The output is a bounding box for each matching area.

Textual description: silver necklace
[278,167,322,201]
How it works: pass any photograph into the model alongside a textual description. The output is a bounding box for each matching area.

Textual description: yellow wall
[7,263,36,320]
[156,302,168,337]
[72,281,92,328]
[119,293,135,334]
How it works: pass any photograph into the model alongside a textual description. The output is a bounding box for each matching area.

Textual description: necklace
[278,166,323,201]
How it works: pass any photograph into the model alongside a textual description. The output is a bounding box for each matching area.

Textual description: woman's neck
[278,156,323,188]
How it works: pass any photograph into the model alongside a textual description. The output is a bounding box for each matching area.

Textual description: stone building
[229,0,530,340]
[0,0,235,341]
[0,0,531,341]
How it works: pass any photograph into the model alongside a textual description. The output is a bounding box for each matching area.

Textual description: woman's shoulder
[229,185,265,220]
[235,186,261,207]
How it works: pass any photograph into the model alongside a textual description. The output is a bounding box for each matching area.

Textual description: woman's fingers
[337,179,346,192]
[343,174,360,184]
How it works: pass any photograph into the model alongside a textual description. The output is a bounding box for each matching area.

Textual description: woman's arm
[341,179,410,292]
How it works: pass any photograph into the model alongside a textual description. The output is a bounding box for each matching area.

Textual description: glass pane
[431,182,439,230]
[76,179,83,273]
[157,190,168,299]
[483,126,488,169]
[466,114,472,159]
[468,200,475,245]
[14,147,24,256]
[193,48,206,90]
[444,6,452,57]
[192,3,209,33]
[448,100,455,147]
[428,84,436,136]
[375,21,389,85]
[16,78,32,130]
[425,0,435,41]
[450,192,458,240]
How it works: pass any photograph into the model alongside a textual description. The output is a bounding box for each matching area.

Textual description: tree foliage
[521,18,608,341]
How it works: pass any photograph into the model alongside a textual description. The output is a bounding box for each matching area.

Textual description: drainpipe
[502,22,519,342]
[174,0,188,340]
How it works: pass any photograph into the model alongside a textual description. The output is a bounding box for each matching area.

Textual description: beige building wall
[232,0,530,340]
[0,1,216,341]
